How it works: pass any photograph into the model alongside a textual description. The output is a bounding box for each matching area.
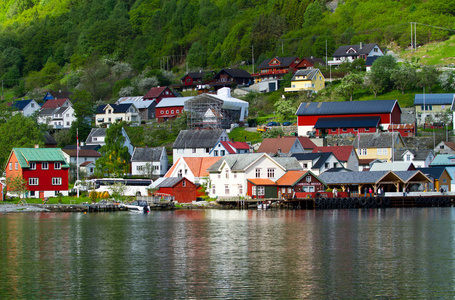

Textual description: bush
[89,191,98,202]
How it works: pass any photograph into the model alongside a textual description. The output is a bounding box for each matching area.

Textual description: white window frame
[267,168,275,178]
[30,162,36,170]
[42,162,49,170]
[52,177,62,185]
[29,178,39,185]
[54,162,61,170]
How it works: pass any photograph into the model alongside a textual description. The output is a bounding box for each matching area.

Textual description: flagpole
[77,128,79,198]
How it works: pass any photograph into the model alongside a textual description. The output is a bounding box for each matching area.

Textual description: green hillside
[0,0,454,101]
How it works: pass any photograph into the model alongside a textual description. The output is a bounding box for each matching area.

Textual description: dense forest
[0,0,454,101]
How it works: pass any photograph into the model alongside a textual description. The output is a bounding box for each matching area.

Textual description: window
[324,163,329,168]
[192,148,196,153]
[29,178,39,185]
[234,173,237,178]
[255,168,261,178]
[171,110,174,114]
[287,187,292,193]
[267,168,275,178]
[221,150,225,156]
[54,162,61,169]
[15,162,18,170]
[225,185,230,195]
[206,148,210,153]
[30,162,36,170]
[406,154,411,161]
[137,165,144,171]
[306,175,311,182]
[258,186,265,195]
[365,128,370,131]
[161,110,164,114]
[42,162,48,170]
[225,169,229,179]
[443,179,447,183]
[176,110,179,113]
[239,184,243,194]
[178,170,183,177]
[52,177,62,185]
[303,163,308,169]
[212,185,216,195]
[334,162,338,168]
[214,150,218,156]
[359,149,367,156]
[377,148,388,155]
[182,180,186,187]
[342,129,347,132]
[166,110,169,114]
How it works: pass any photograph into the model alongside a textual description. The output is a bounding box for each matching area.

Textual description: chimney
[34,144,39,148]
[278,148,281,155]
[360,42,363,49]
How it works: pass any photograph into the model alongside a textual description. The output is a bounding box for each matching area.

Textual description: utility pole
[411,22,413,51]
[252,45,255,74]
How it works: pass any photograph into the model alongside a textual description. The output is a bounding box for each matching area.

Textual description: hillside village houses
[413,93,454,126]
[131,147,168,177]
[328,43,384,67]
[7,99,40,117]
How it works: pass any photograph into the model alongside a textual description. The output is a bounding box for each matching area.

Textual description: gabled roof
[62,149,101,158]
[257,56,299,69]
[439,141,455,151]
[173,129,226,149]
[80,161,95,167]
[314,116,380,129]
[291,69,321,81]
[44,90,73,100]
[165,157,222,178]
[157,177,190,188]
[394,149,433,161]
[9,100,35,110]
[220,141,250,154]
[180,71,214,81]
[313,146,355,162]
[116,97,156,109]
[273,157,303,170]
[369,162,415,171]
[11,148,69,169]
[85,128,106,143]
[247,178,276,185]
[143,86,175,99]
[414,93,455,106]
[332,43,380,57]
[296,100,399,116]
[291,152,337,170]
[417,167,450,180]
[352,132,404,149]
[95,103,136,114]
[298,57,326,67]
[131,147,165,162]
[257,137,300,154]
[214,69,253,79]
[207,153,264,172]
[276,170,323,186]
[287,136,317,149]
[42,98,70,109]
[155,97,193,108]
[429,154,455,166]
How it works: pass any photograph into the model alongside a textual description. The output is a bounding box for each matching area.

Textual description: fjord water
[1,208,454,299]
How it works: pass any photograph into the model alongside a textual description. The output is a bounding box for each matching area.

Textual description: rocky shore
[0,204,50,213]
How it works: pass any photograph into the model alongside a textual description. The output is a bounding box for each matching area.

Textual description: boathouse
[154,177,197,203]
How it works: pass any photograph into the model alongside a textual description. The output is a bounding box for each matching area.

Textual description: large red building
[155,177,197,203]
[5,148,70,198]
[296,100,401,137]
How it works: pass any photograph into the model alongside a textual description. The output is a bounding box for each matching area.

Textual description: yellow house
[353,132,407,169]
[284,69,325,93]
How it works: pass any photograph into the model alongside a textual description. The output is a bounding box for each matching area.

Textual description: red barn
[296,100,401,137]
[143,86,176,104]
[5,148,70,198]
[155,97,193,122]
[155,177,197,203]
[276,170,326,199]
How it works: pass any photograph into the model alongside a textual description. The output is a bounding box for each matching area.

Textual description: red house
[178,71,215,91]
[252,56,300,83]
[296,99,401,137]
[295,57,326,70]
[276,170,326,199]
[143,86,176,103]
[388,123,415,137]
[155,177,197,203]
[5,148,70,198]
[155,97,193,122]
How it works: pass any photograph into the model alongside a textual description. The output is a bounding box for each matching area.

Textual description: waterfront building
[131,146,168,177]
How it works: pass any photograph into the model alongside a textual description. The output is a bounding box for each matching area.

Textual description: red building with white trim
[155,177,197,203]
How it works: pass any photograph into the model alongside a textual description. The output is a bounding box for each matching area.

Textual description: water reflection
[1,208,455,298]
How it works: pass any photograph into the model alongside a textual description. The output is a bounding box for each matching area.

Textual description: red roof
[284,136,317,149]
[275,170,308,186]
[80,161,94,166]
[247,178,276,185]
[165,157,221,178]
[42,98,69,109]
[144,86,171,99]
[62,149,101,157]
[257,138,297,154]
[220,141,250,154]
[312,146,354,162]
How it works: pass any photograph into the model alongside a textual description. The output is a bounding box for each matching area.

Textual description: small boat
[258,202,270,210]
[122,200,150,213]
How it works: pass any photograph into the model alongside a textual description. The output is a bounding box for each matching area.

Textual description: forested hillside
[0,0,454,100]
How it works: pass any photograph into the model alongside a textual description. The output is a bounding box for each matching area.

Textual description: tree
[369,55,397,92]
[390,64,417,94]
[108,181,128,202]
[6,175,29,198]
[337,72,363,101]
[363,72,384,98]
[0,114,44,168]
[274,96,297,120]
[95,122,131,177]
[187,42,207,69]
[417,65,439,93]
[439,70,455,91]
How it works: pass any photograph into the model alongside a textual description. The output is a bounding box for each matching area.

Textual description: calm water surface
[1,208,455,299]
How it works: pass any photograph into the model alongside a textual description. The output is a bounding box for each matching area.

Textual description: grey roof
[273,157,303,171]
[332,43,380,57]
[173,129,226,149]
[156,97,193,108]
[207,153,263,172]
[414,94,454,106]
[39,107,55,117]
[394,149,433,161]
[319,171,389,184]
[352,132,403,148]
[86,128,106,144]
[157,177,184,188]
[131,147,164,162]
[365,56,380,66]
[214,69,253,79]
[296,100,399,116]
[95,103,135,114]
[291,69,320,81]
[417,167,448,180]
[369,162,414,171]
[291,153,337,170]
[257,56,299,69]
[314,116,380,129]
[54,106,67,115]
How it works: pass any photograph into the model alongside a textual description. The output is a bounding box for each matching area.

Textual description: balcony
[251,69,289,77]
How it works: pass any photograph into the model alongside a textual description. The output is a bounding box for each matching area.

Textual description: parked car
[267,122,279,126]
[282,121,293,126]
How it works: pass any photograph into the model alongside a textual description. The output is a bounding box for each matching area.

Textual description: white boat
[258,202,270,210]
[122,200,150,213]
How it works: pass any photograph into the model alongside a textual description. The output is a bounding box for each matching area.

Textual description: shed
[155,177,197,203]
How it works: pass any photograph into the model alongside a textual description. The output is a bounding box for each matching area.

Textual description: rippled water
[1,208,455,298]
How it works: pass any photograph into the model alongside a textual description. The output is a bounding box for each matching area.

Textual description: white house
[206,153,301,198]
[328,43,384,67]
[172,129,229,162]
[164,156,221,186]
[290,152,343,175]
[85,127,135,156]
[131,147,168,177]
[8,99,40,117]
[95,103,141,126]
[62,149,101,166]
[209,141,251,156]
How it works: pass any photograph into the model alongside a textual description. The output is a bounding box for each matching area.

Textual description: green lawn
[228,127,262,144]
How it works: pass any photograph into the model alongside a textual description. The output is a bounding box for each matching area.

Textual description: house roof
[207,153,264,172]
[291,69,320,81]
[388,124,415,130]
[429,154,455,166]
[116,97,156,109]
[299,57,326,67]
[143,86,175,99]
[64,144,100,151]
[80,161,95,167]
[39,108,55,117]
[314,116,381,129]
[273,157,303,170]
[42,98,70,109]
[296,99,399,116]
[417,167,450,180]
[313,146,355,162]
[165,157,221,178]
[352,132,403,148]
[220,141,250,154]
[173,129,226,149]
[85,128,106,144]
[157,177,187,188]
[365,56,380,66]
[131,147,164,162]
[257,56,299,69]
[414,93,455,106]
[180,71,214,81]
[439,141,455,151]
[12,148,70,169]
[275,170,321,186]
[45,90,73,100]
[9,100,35,110]
[394,149,433,161]
[247,178,276,185]
[62,149,101,158]
[332,43,380,57]
[369,162,415,171]
[290,152,336,170]
[214,69,253,79]
[257,137,299,154]
[95,103,135,114]
[319,170,431,185]
[285,136,317,149]
[155,97,193,108]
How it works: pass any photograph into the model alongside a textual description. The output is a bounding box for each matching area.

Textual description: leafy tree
[262,128,285,139]
[417,65,439,93]
[0,114,44,168]
[54,129,72,148]
[70,90,94,144]
[439,70,455,91]
[6,175,29,199]
[274,96,297,120]
[369,55,397,92]
[187,42,207,69]
[108,181,128,202]
[95,122,131,177]
[364,72,384,98]
[390,65,417,94]
[303,0,325,28]
[337,72,363,101]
